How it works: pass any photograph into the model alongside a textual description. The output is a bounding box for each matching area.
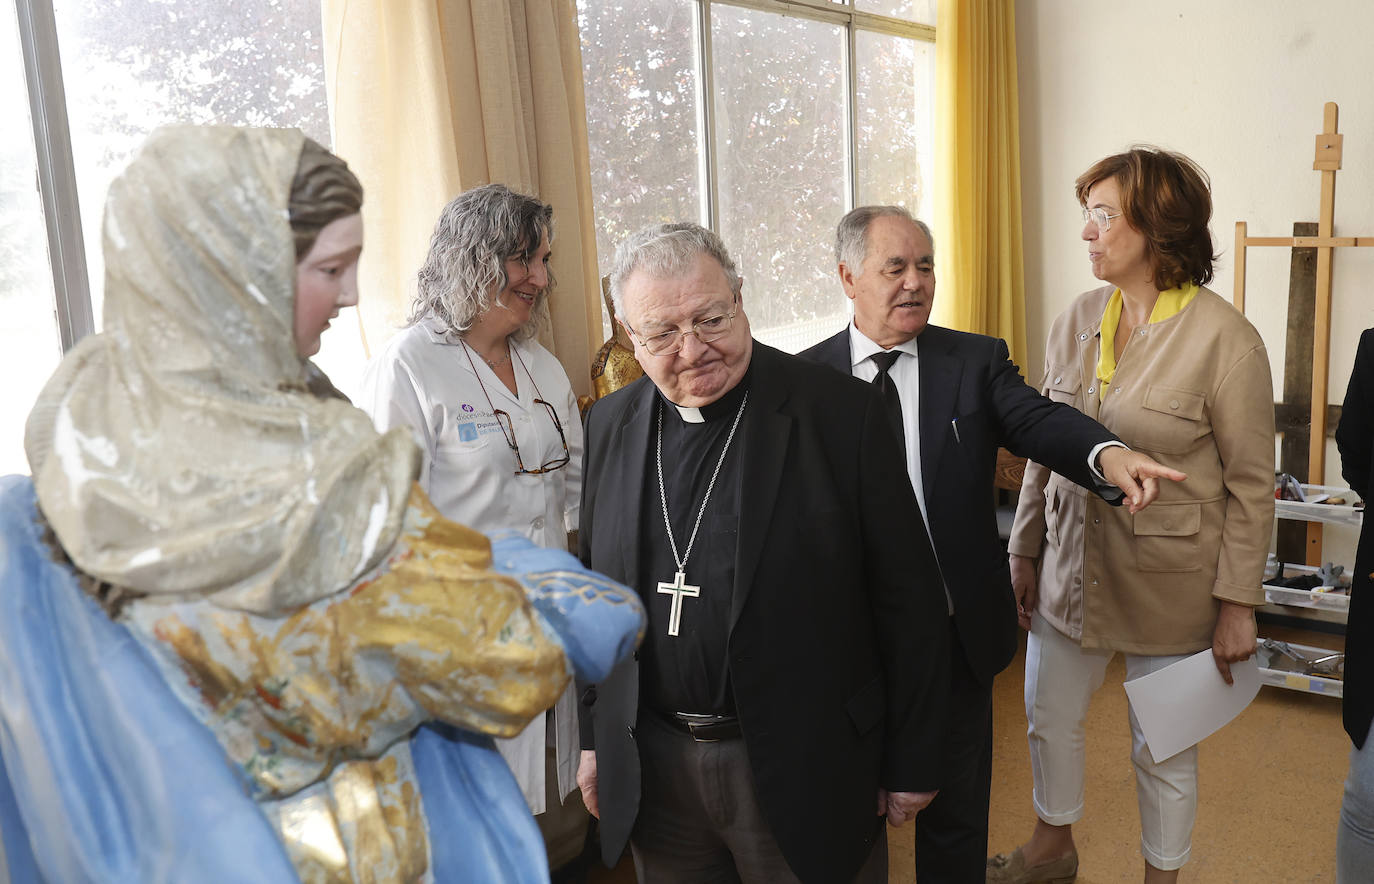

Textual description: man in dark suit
[1335,327,1374,877]
[800,206,1183,882]
[575,222,951,883]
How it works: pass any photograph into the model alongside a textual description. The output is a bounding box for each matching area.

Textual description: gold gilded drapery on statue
[124,487,570,882]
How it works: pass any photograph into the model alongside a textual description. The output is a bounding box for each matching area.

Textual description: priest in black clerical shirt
[637,373,748,720]
[576,222,951,884]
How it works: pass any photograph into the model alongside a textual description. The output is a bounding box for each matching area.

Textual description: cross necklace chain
[654,392,748,637]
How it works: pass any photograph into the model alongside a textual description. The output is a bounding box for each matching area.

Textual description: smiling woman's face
[484,231,552,336]
[293,213,363,358]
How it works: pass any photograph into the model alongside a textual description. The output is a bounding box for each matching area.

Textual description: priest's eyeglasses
[1082,206,1124,232]
[626,304,739,356]
[492,400,571,475]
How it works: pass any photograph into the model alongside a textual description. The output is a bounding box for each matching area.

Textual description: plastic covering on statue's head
[104,126,305,391]
[22,125,419,616]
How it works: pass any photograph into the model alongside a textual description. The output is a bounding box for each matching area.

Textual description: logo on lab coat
[455,403,482,440]
[453,407,505,443]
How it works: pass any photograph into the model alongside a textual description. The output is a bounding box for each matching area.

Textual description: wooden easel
[1234,101,1374,564]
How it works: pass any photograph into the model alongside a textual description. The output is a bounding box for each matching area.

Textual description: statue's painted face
[294,213,363,358]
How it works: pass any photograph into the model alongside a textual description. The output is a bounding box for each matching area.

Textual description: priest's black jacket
[577,342,950,882]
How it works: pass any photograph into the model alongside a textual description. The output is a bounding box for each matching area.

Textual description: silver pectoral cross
[656,570,700,637]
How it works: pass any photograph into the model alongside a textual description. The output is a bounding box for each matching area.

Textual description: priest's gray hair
[409,184,555,340]
[835,205,934,276]
[608,223,742,321]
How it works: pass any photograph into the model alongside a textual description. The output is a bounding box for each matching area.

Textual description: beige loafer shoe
[985,846,1078,884]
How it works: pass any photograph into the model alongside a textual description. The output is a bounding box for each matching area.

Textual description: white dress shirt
[846,324,929,527]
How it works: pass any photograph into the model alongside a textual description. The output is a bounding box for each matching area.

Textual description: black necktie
[870,350,906,461]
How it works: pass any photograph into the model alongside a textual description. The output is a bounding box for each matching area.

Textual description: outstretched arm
[1096,446,1188,514]
[986,336,1186,509]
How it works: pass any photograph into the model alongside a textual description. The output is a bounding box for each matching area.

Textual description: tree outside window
[578,0,936,352]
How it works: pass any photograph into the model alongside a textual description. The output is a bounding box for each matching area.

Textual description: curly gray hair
[408,184,555,340]
[835,205,934,275]
[608,222,742,321]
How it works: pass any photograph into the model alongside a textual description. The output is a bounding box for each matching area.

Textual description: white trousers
[1025,615,1198,871]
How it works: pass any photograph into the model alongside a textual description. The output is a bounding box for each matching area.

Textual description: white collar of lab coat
[419,314,462,345]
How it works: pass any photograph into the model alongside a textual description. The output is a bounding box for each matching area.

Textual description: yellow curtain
[932,0,1027,367]
[321,0,603,396]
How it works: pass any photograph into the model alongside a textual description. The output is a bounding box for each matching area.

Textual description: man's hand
[1212,601,1257,685]
[878,788,937,827]
[1010,553,1038,630]
[577,749,599,819]
[1097,447,1187,514]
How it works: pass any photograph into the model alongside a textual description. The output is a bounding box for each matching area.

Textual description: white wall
[1016,0,1374,444]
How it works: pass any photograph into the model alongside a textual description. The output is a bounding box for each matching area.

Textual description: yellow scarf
[1096,283,1198,401]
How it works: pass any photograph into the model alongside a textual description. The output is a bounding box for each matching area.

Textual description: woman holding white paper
[987,148,1275,884]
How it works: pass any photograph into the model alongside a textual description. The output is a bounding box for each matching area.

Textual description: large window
[1,3,61,476]
[6,0,936,474]
[2,0,330,474]
[578,0,936,352]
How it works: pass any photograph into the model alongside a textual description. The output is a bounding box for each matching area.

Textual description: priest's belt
[660,711,741,742]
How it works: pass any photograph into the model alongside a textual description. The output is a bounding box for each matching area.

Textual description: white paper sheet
[1122,650,1261,764]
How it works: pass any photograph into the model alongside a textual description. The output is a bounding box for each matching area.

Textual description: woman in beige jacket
[987,148,1275,884]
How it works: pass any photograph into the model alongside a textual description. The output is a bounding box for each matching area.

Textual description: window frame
[692,0,936,231]
[15,0,93,351]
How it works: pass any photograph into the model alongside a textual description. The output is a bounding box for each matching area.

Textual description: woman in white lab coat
[360,184,585,844]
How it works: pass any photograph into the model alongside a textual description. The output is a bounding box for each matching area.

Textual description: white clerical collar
[674,404,705,423]
[662,374,751,424]
[847,321,919,369]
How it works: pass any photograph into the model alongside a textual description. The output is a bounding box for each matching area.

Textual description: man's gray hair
[608,222,742,321]
[408,184,555,340]
[835,205,934,276]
